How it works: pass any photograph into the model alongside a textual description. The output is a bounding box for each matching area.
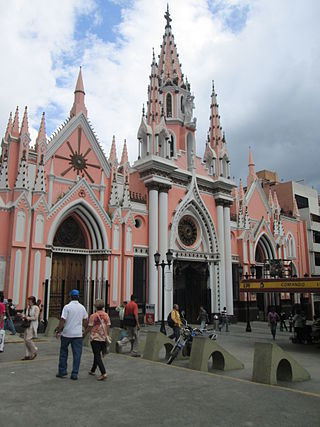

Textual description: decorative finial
[164,4,172,27]
[212,80,215,91]
[142,104,145,117]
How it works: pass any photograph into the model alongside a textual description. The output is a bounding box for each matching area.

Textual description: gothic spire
[12,106,20,137]
[109,135,118,164]
[70,67,88,118]
[4,112,12,140]
[20,106,29,136]
[146,48,161,126]
[120,139,129,166]
[158,5,183,86]
[208,81,223,149]
[247,146,257,188]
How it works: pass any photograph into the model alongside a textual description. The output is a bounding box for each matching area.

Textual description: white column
[217,203,226,312]
[148,186,159,320]
[224,205,233,315]
[159,189,169,320]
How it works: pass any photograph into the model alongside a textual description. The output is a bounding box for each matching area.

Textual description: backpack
[167,312,174,328]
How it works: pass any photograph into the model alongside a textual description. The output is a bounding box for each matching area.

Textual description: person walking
[116,301,127,329]
[168,304,182,341]
[21,296,40,360]
[293,309,305,343]
[267,306,280,340]
[197,305,208,330]
[84,299,110,381]
[5,299,16,335]
[116,294,140,357]
[55,289,88,380]
[280,311,288,332]
[0,293,5,353]
[219,307,229,332]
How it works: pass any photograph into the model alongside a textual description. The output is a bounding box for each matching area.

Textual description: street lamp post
[154,249,173,335]
[239,264,255,333]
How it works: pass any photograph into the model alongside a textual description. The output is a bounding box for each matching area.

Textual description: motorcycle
[167,320,217,365]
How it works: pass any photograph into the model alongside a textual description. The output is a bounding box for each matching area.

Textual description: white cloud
[0,0,319,191]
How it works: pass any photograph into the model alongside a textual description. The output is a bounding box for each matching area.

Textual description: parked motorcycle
[167,320,217,365]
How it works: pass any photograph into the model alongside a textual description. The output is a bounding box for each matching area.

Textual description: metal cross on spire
[164,3,172,27]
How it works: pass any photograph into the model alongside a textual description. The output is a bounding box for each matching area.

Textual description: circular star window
[178,216,197,246]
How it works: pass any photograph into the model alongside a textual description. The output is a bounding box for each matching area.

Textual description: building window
[315,252,320,266]
[166,93,172,117]
[180,96,184,113]
[169,135,174,158]
[313,231,320,244]
[295,195,309,209]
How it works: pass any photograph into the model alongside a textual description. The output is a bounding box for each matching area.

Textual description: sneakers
[70,375,78,380]
[56,372,68,378]
[130,352,141,357]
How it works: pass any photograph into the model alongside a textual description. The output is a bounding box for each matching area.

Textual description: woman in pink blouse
[84,299,111,381]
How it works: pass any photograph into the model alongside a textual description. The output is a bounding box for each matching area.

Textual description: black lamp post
[154,249,173,335]
[240,264,255,333]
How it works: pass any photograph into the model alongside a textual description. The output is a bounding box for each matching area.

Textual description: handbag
[96,313,112,347]
[15,309,31,333]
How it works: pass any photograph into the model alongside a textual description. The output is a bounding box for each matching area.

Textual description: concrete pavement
[0,322,319,427]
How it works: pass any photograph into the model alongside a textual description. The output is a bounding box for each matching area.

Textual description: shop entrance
[173,260,210,323]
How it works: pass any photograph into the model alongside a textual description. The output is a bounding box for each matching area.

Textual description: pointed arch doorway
[49,216,87,317]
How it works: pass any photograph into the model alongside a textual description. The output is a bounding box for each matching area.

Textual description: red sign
[145,304,155,325]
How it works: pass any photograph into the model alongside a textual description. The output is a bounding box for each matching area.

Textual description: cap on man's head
[70,289,80,297]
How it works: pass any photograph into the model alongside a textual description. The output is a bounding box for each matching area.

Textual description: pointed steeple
[273,191,280,213]
[208,81,223,149]
[70,67,88,118]
[11,107,20,137]
[36,112,46,145]
[4,112,12,140]
[158,5,183,85]
[20,106,29,136]
[120,139,129,166]
[146,48,161,126]
[247,146,257,188]
[109,135,118,164]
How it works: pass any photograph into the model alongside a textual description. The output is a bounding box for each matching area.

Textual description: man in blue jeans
[55,289,88,380]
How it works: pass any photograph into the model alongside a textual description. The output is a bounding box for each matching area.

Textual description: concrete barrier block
[143,331,175,362]
[252,342,310,385]
[44,317,59,337]
[189,336,244,372]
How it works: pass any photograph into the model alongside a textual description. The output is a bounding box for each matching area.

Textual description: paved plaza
[0,322,319,427]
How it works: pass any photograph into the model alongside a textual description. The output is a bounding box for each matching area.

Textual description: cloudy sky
[0,0,319,192]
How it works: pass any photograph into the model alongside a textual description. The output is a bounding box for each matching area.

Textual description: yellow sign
[240,278,320,292]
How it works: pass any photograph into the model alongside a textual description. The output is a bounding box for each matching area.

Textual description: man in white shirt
[55,289,88,380]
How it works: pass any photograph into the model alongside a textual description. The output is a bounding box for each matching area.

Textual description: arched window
[180,96,184,114]
[166,93,172,117]
[169,135,174,158]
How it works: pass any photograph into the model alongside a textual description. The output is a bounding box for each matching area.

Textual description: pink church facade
[0,10,311,321]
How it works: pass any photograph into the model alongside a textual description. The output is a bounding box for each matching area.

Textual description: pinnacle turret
[247,147,257,188]
[208,81,223,149]
[158,5,183,86]
[70,67,88,118]
[4,112,12,140]
[12,107,19,137]
[20,106,29,136]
